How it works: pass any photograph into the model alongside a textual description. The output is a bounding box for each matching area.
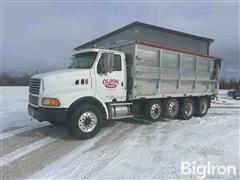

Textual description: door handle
[121,82,123,87]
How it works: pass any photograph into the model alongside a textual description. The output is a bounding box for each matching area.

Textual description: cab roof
[73,48,122,56]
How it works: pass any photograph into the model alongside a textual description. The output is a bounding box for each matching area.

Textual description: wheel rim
[185,103,193,116]
[150,103,161,119]
[168,101,178,116]
[78,111,97,133]
[200,101,208,114]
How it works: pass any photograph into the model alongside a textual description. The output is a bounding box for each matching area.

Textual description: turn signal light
[42,98,60,106]
[49,98,60,106]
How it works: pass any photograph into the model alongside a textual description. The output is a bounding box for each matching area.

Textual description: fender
[40,87,109,119]
[67,96,109,120]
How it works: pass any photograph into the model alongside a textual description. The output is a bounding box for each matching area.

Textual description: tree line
[219,78,240,89]
[0,73,31,86]
[0,73,239,89]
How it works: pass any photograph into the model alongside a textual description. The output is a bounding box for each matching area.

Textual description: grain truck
[28,41,222,139]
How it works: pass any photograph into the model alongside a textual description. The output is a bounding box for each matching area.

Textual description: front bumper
[28,105,68,122]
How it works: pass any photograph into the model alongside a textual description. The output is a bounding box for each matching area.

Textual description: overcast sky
[2,1,239,79]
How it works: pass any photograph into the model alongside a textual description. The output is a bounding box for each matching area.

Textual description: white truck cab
[28,41,222,139]
[28,48,132,139]
[31,49,127,107]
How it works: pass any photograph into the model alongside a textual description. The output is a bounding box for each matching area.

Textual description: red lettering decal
[102,79,119,88]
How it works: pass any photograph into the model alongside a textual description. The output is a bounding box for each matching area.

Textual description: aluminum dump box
[110,41,222,100]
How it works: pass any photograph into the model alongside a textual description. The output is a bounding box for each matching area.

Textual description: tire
[179,98,195,120]
[145,100,162,121]
[67,103,103,140]
[195,97,209,117]
[163,99,179,119]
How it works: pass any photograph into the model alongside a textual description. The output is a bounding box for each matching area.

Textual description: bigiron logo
[181,161,237,179]
[103,79,119,88]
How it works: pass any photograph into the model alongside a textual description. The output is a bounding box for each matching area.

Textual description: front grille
[29,78,40,106]
[29,95,39,106]
[29,79,41,94]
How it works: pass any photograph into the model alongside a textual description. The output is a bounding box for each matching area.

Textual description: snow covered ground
[0,87,42,132]
[0,87,239,179]
[212,90,240,108]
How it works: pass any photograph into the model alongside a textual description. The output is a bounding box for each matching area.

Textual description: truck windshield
[69,52,98,69]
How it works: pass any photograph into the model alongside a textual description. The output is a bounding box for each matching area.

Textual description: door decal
[103,79,119,88]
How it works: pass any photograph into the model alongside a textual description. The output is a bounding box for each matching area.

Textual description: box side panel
[134,45,160,96]
[132,44,219,99]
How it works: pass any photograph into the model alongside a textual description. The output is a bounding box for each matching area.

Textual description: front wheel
[67,104,102,139]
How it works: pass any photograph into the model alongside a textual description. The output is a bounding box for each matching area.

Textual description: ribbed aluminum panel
[133,43,219,97]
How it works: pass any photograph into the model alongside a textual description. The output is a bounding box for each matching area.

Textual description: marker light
[42,98,60,106]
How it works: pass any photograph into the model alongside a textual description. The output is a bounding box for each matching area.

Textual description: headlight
[42,98,60,106]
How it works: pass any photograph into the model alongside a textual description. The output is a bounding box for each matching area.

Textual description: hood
[32,69,91,92]
[32,69,90,79]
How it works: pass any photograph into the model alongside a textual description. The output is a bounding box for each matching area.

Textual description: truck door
[95,52,126,102]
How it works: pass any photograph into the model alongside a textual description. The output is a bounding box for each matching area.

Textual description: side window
[113,54,122,71]
[97,53,122,74]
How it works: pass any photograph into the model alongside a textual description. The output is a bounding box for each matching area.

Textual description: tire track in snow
[73,153,106,179]
[92,122,179,179]
[0,122,49,140]
[29,122,141,179]
[29,122,124,179]
[0,129,67,167]
[74,124,142,179]
[1,132,83,180]
[3,122,123,180]
[30,123,128,179]
[1,125,65,156]
[211,106,240,109]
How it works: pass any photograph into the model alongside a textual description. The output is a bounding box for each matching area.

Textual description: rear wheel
[179,98,195,120]
[163,99,179,119]
[67,104,102,139]
[195,97,209,117]
[145,100,162,121]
